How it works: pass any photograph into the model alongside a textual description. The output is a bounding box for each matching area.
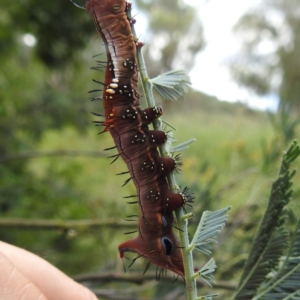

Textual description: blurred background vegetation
[0,0,300,299]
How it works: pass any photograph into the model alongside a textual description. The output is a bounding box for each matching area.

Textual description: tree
[229,0,300,112]
[0,1,94,215]
[135,0,205,77]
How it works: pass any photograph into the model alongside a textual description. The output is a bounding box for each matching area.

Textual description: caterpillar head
[118,214,184,276]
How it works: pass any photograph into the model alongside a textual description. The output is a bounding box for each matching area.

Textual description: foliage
[149,69,191,101]
[261,107,300,170]
[0,0,99,213]
[234,141,300,299]
[229,0,300,111]
[135,0,205,76]
[191,207,231,256]
[255,220,300,299]
[0,0,94,67]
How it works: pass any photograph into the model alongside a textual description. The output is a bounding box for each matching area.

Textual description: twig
[0,218,136,230]
[0,150,106,163]
[74,271,236,291]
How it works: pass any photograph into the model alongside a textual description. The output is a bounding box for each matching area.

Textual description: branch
[92,285,183,300]
[74,271,236,291]
[0,150,107,163]
[0,218,136,230]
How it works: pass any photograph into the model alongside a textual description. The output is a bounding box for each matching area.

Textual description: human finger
[0,249,47,300]
[0,241,98,300]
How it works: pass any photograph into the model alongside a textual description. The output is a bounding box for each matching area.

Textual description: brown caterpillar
[86,0,191,276]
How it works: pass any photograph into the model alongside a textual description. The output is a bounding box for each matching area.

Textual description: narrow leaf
[170,138,196,153]
[234,141,300,300]
[190,207,231,255]
[255,219,300,299]
[149,69,191,101]
[194,258,217,286]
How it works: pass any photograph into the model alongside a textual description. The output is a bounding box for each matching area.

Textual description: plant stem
[175,209,197,299]
[128,9,197,300]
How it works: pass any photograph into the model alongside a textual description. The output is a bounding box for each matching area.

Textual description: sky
[134,0,279,111]
[186,0,278,111]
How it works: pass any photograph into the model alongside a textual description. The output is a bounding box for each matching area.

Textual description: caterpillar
[86,0,191,276]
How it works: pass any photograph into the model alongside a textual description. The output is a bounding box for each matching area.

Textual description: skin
[0,241,98,300]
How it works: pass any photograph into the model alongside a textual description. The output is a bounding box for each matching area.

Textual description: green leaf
[236,227,289,299]
[149,69,191,101]
[170,138,196,152]
[282,290,300,300]
[197,294,219,300]
[190,207,231,255]
[254,220,300,299]
[161,120,177,131]
[164,131,195,153]
[234,141,300,300]
[194,258,217,286]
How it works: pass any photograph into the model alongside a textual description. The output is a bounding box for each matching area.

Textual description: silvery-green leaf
[191,207,231,255]
[149,70,191,101]
[161,120,177,131]
[195,258,217,286]
[170,138,196,152]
